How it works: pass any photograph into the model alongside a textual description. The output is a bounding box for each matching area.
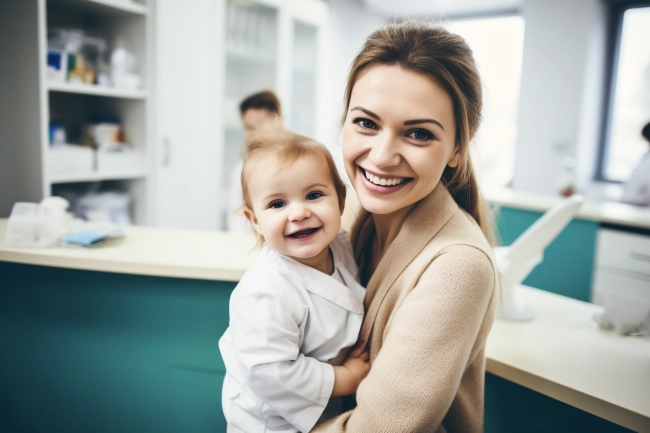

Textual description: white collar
[263,246,365,314]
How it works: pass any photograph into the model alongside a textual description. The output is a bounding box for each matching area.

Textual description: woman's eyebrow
[404,118,444,130]
[350,106,381,120]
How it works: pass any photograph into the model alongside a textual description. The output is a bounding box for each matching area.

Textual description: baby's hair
[241,125,347,244]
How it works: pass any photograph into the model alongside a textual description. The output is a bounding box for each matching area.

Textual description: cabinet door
[155,0,224,230]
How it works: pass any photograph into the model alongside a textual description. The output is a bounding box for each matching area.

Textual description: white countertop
[1,220,649,430]
[487,287,650,432]
[0,220,259,281]
[485,188,650,230]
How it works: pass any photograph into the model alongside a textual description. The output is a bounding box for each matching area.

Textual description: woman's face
[343,64,458,216]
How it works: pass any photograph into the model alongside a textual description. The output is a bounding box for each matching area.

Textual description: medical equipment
[495,195,584,321]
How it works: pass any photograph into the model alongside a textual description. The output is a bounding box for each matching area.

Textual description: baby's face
[245,154,342,265]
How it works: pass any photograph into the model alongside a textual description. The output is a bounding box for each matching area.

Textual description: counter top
[486,286,650,432]
[485,188,650,230]
[0,220,259,281]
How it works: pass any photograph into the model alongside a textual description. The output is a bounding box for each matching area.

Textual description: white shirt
[622,151,650,206]
[219,232,365,433]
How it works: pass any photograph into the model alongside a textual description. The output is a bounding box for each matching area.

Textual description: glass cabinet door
[222,0,279,229]
[290,21,318,138]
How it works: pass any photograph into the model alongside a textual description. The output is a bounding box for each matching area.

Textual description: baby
[219,126,370,433]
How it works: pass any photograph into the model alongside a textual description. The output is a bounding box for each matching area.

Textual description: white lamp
[495,195,584,321]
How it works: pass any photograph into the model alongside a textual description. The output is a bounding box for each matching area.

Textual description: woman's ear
[447,152,460,168]
[243,207,263,236]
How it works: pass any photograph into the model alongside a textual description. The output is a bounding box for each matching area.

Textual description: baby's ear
[242,207,263,235]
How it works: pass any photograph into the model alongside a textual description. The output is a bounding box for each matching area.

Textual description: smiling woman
[312,21,498,433]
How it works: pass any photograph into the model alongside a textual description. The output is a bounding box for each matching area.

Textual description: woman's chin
[356,193,407,216]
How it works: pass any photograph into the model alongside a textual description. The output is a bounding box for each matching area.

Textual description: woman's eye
[306,192,323,200]
[407,129,434,141]
[353,117,377,130]
[269,201,285,209]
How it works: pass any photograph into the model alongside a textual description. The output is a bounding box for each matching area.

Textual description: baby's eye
[269,200,285,209]
[407,129,434,141]
[306,191,323,200]
[353,117,378,130]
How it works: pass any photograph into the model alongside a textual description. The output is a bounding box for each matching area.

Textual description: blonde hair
[343,20,494,245]
[241,125,347,245]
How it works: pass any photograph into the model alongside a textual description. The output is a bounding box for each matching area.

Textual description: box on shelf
[47,144,94,176]
[96,147,142,173]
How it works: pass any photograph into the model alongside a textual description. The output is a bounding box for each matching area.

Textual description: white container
[96,147,142,173]
[4,198,73,248]
[48,144,94,176]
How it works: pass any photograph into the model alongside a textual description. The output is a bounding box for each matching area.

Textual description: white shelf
[48,82,146,99]
[50,170,147,184]
[49,0,148,16]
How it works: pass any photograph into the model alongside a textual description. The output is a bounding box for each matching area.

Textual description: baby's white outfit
[219,232,365,433]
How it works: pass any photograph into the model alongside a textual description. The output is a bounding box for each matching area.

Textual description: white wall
[321,0,385,176]
[512,0,607,194]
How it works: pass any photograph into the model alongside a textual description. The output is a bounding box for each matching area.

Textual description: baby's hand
[342,350,370,381]
[331,344,370,397]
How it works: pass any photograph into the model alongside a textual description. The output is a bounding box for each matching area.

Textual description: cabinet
[155,0,329,230]
[592,228,650,320]
[0,0,153,224]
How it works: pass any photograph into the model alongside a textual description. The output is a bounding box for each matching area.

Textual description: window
[446,15,525,189]
[599,3,650,182]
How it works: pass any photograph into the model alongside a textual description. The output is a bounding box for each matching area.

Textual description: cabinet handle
[163,137,171,166]
[630,250,650,261]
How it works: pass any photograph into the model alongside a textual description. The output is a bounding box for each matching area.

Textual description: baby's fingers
[348,340,366,359]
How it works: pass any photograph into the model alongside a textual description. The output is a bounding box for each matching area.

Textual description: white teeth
[363,169,405,186]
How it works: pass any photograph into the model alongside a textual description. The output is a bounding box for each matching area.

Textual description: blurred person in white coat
[219,128,369,433]
[227,90,283,232]
[622,122,650,206]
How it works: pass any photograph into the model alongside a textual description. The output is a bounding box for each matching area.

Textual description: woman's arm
[312,245,495,433]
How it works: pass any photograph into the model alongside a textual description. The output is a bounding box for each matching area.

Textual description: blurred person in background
[622,122,650,206]
[227,90,283,232]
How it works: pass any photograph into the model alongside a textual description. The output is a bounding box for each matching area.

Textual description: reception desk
[1,220,648,433]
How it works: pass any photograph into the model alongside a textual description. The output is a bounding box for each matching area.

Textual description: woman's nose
[288,203,311,221]
[368,134,400,168]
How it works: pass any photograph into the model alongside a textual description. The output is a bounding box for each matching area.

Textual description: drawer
[592,269,650,305]
[595,229,650,276]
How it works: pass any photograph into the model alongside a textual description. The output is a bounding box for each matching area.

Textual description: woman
[312,21,498,433]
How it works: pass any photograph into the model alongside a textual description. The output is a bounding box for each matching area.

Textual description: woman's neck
[371,204,414,261]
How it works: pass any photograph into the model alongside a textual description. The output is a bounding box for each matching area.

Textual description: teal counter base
[1,262,233,433]
[1,262,634,433]
[485,373,633,433]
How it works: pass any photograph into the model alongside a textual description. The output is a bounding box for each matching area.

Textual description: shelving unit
[48,81,147,99]
[0,0,153,224]
[50,169,147,184]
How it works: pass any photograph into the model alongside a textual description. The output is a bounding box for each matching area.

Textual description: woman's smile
[357,165,413,195]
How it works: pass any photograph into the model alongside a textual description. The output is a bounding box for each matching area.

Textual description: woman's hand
[331,343,370,397]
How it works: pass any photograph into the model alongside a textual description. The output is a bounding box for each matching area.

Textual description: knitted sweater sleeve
[311,245,495,433]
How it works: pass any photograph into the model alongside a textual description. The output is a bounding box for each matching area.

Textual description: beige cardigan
[312,183,497,433]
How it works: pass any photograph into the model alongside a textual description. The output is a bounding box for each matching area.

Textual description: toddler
[219,126,369,433]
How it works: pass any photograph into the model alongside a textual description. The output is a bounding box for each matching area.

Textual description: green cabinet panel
[494,207,599,302]
[485,373,633,433]
[0,262,234,433]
